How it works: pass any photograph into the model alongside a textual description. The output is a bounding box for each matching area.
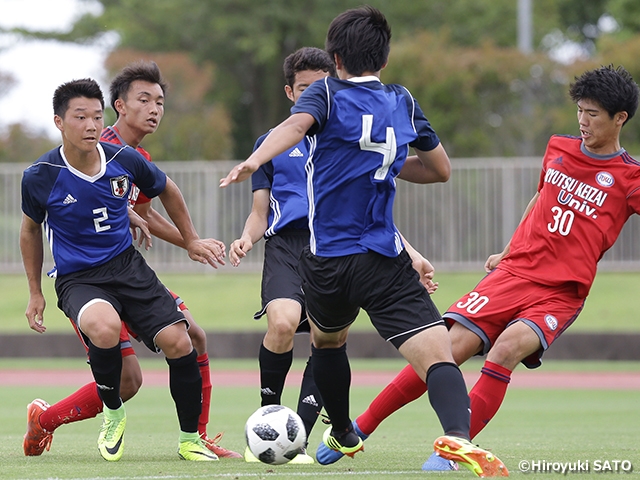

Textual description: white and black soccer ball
[245,405,307,465]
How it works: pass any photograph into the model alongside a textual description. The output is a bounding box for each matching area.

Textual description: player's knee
[156,325,193,358]
[485,341,520,369]
[85,321,121,348]
[267,317,297,340]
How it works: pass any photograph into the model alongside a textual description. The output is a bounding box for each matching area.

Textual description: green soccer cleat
[98,405,126,462]
[179,434,219,461]
[321,426,364,459]
[243,445,260,463]
[288,447,315,464]
[434,435,509,477]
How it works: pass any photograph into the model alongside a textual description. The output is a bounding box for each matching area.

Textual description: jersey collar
[59,143,107,182]
[347,75,382,84]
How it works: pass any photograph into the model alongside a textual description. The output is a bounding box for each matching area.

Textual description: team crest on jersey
[595,171,614,188]
[544,314,558,331]
[110,175,130,198]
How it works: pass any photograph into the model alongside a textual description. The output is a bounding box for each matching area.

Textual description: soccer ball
[245,405,307,464]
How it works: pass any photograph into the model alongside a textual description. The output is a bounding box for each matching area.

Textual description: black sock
[311,343,351,431]
[167,349,201,433]
[259,345,292,406]
[88,342,122,410]
[296,356,323,437]
[426,362,470,439]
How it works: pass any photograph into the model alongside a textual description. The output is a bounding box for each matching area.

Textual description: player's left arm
[133,200,184,248]
[220,113,315,187]
[128,206,153,250]
[158,177,226,268]
[400,232,438,294]
[19,213,47,333]
[397,143,451,184]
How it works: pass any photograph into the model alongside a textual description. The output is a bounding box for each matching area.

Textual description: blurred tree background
[1,0,640,161]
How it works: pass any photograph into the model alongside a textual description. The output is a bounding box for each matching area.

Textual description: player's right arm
[19,213,46,333]
[220,113,315,187]
[397,143,451,184]
[485,192,540,272]
[229,188,270,267]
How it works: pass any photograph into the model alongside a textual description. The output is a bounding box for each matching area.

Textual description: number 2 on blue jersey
[359,115,397,180]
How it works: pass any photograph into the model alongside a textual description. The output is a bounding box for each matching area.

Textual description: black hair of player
[569,64,639,125]
[325,5,391,77]
[283,47,336,88]
[53,78,104,117]
[109,61,168,117]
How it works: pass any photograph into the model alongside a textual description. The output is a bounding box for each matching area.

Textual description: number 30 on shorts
[456,292,489,314]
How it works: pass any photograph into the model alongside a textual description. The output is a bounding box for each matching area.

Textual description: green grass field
[2,359,639,479]
[3,271,640,333]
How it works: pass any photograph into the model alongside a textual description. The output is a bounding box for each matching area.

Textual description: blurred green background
[4,271,640,334]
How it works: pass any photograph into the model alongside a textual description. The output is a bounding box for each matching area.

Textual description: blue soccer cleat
[422,451,459,471]
[316,419,368,465]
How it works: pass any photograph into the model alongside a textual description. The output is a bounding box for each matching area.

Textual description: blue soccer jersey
[291,76,440,257]
[21,142,167,276]
[251,134,309,237]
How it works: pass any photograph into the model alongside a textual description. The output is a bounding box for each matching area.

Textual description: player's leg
[399,328,507,477]
[397,326,471,437]
[310,325,364,457]
[260,299,301,406]
[79,301,127,462]
[155,321,217,461]
[183,309,211,435]
[295,350,323,437]
[360,251,506,476]
[468,321,540,439]
[24,323,141,457]
[183,307,241,458]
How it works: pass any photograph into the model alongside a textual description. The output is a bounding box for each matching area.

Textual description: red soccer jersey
[100,126,153,205]
[499,134,640,298]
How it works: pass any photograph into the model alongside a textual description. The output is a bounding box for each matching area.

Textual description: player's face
[577,99,625,155]
[285,70,330,103]
[118,80,165,136]
[55,97,104,154]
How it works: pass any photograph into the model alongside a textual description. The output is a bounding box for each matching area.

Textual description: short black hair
[283,47,336,87]
[53,78,104,117]
[109,61,167,117]
[325,5,391,77]
[569,64,639,125]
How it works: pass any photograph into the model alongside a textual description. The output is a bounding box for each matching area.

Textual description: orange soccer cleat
[23,399,54,456]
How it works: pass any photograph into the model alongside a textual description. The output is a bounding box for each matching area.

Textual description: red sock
[39,382,103,432]
[356,364,427,435]
[197,353,212,437]
[469,360,512,439]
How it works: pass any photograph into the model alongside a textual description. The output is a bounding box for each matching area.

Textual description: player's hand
[25,293,46,334]
[128,207,152,250]
[410,252,439,294]
[229,237,254,267]
[484,252,505,272]
[187,238,226,268]
[219,160,260,187]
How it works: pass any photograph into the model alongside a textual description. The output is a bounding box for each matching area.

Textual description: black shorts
[298,247,443,348]
[55,246,187,353]
[254,230,309,332]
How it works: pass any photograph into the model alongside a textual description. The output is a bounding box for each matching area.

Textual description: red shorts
[444,268,585,368]
[71,290,187,358]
